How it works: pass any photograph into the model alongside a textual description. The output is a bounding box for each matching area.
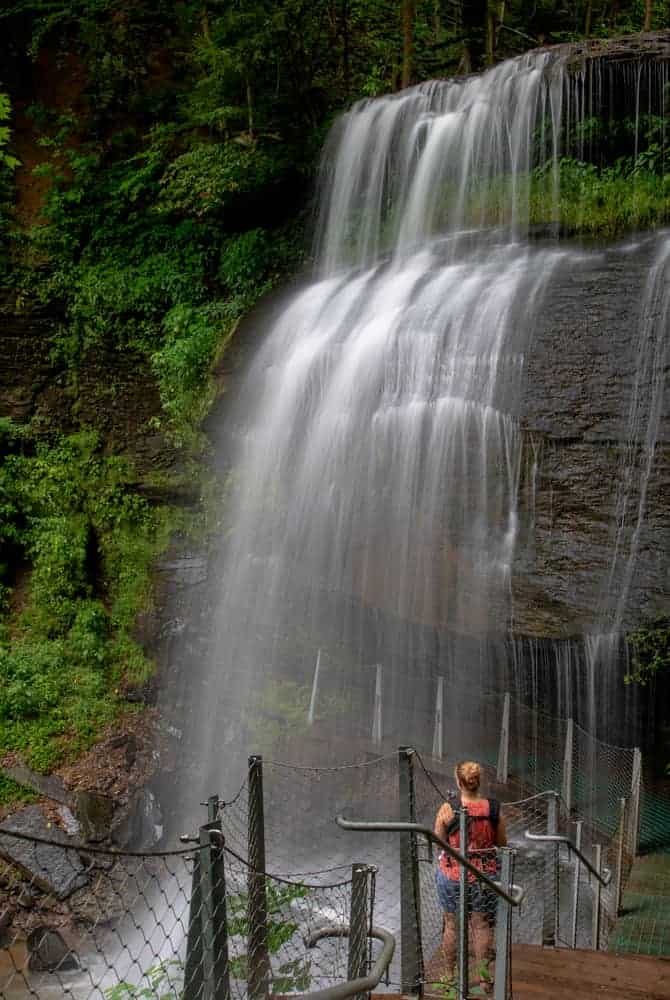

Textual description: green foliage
[626,617,670,686]
[0,92,20,173]
[0,425,183,771]
[227,882,311,991]
[104,960,184,1000]
[466,156,670,237]
[429,961,491,998]
[158,143,291,219]
[0,774,38,807]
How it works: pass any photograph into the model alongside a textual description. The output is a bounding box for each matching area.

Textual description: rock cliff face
[515,235,670,638]
[0,299,169,472]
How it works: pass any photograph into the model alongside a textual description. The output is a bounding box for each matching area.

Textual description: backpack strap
[443,792,461,838]
[443,796,500,839]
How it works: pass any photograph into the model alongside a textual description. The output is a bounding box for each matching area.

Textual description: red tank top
[440,798,497,882]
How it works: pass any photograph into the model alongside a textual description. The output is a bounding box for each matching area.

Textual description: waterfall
[177,48,669,793]
[582,235,670,735]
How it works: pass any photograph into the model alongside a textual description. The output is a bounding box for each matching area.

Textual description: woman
[434,761,507,991]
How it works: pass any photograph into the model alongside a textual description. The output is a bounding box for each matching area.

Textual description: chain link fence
[0,830,193,999]
[0,686,656,1000]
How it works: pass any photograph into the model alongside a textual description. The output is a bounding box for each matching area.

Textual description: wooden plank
[510,945,670,1000]
[413,944,670,1000]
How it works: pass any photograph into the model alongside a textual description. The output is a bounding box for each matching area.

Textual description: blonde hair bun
[456,760,481,792]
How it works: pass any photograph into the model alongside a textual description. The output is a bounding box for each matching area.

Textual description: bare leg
[441,913,457,977]
[471,913,494,989]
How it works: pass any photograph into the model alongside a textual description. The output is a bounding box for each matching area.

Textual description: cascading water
[173,45,669,803]
[581,235,670,739]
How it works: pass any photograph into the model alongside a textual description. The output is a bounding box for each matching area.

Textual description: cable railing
[0,743,644,999]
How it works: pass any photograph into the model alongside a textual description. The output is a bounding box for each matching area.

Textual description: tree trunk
[584,0,593,36]
[246,77,254,138]
[201,5,211,42]
[643,0,653,31]
[486,6,495,64]
[341,0,351,98]
[401,0,415,88]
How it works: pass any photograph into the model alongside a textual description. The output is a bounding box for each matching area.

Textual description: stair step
[411,944,670,999]
[509,944,670,999]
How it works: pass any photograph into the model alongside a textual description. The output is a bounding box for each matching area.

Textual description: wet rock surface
[515,236,670,637]
[27,927,79,972]
[0,807,87,900]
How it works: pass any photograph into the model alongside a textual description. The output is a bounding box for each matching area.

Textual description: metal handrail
[524,831,612,886]
[299,925,395,1000]
[337,816,525,906]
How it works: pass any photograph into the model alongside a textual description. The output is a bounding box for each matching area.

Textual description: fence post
[349,864,370,1000]
[570,819,583,948]
[372,666,383,745]
[592,844,603,951]
[432,677,444,761]
[184,842,204,1000]
[615,798,627,916]
[457,809,469,1000]
[200,822,231,1000]
[307,649,321,725]
[248,755,270,1000]
[496,693,510,784]
[630,748,642,856]
[398,746,424,997]
[542,792,559,947]
[207,796,219,823]
[561,719,574,815]
[494,849,513,1000]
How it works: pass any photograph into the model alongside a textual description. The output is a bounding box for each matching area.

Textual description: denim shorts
[436,868,497,917]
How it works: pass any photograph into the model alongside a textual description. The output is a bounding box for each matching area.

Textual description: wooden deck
[508,944,670,999]
[389,943,670,999]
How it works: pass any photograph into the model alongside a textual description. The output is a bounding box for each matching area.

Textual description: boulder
[111,787,163,849]
[0,761,71,807]
[73,791,115,843]
[27,927,80,972]
[0,806,88,899]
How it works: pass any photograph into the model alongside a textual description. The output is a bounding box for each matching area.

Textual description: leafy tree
[626,618,670,686]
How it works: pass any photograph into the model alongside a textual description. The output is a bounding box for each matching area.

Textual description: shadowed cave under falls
[171,46,670,811]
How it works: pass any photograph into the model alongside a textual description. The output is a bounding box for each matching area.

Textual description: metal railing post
[496,693,510,784]
[308,649,322,725]
[207,795,219,823]
[542,792,559,947]
[372,666,383,745]
[630,749,642,856]
[432,677,444,761]
[570,819,583,948]
[349,864,370,1000]
[248,755,270,1000]
[615,798,627,916]
[184,841,204,1000]
[562,719,574,815]
[398,747,424,997]
[494,849,513,1000]
[592,844,603,950]
[457,809,469,1000]
[200,822,231,1000]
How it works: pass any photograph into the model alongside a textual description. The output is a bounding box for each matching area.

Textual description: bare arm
[435,801,453,843]
[495,815,507,847]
